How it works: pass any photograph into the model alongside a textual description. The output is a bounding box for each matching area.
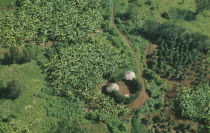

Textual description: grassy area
[0,61,47,131]
[0,61,106,132]
[0,0,16,11]
[114,0,210,37]
[0,0,15,7]
[113,0,128,14]
[0,0,208,132]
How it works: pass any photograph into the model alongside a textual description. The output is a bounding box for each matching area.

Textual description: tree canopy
[45,35,131,93]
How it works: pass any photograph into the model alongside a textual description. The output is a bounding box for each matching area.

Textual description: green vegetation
[144,22,209,84]
[45,35,130,94]
[0,80,23,99]
[0,0,209,132]
[0,0,104,47]
[175,85,210,122]
[3,43,39,64]
[0,0,16,10]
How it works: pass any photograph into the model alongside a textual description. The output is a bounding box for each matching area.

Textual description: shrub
[131,111,147,133]
[6,80,23,99]
[22,43,39,62]
[54,119,85,133]
[161,12,170,19]
[110,91,127,103]
[7,46,23,64]
[143,69,157,80]
[174,85,210,122]
[0,80,23,100]
[3,43,38,64]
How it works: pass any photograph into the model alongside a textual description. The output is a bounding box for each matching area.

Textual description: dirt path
[146,43,152,56]
[111,5,149,109]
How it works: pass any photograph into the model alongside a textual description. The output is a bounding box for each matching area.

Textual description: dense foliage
[174,85,210,122]
[0,0,209,132]
[45,35,130,93]
[3,43,38,64]
[0,80,23,100]
[143,22,209,84]
[0,0,104,47]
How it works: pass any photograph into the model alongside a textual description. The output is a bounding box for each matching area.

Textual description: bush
[174,85,210,122]
[3,43,38,64]
[5,46,23,64]
[22,43,39,62]
[131,111,147,133]
[0,80,23,100]
[110,91,127,103]
[143,69,157,80]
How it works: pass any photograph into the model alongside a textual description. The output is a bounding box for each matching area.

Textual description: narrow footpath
[111,5,149,109]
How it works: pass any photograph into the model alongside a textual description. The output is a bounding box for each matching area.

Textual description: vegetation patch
[107,78,142,104]
[174,85,210,122]
[45,35,131,94]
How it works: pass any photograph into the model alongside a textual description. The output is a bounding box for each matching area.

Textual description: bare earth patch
[129,78,149,109]
[24,105,33,109]
[116,81,131,96]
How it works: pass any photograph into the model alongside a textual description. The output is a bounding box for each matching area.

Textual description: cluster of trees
[3,43,38,64]
[140,112,194,133]
[0,0,104,47]
[45,35,131,94]
[144,22,209,83]
[174,85,210,122]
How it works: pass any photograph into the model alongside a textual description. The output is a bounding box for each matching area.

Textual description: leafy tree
[6,80,23,99]
[143,69,157,80]
[0,80,23,99]
[195,0,210,14]
[8,46,23,64]
[3,43,38,64]
[174,85,210,122]
[22,43,39,62]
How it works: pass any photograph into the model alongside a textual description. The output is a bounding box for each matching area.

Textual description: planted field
[0,0,209,132]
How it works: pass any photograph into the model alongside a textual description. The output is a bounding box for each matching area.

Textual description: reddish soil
[116,81,131,96]
[39,41,53,47]
[129,78,149,109]
[146,43,158,56]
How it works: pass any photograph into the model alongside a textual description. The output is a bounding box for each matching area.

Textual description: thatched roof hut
[106,83,120,93]
[124,71,136,80]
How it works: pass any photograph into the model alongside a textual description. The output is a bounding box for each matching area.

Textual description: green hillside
[0,0,209,132]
